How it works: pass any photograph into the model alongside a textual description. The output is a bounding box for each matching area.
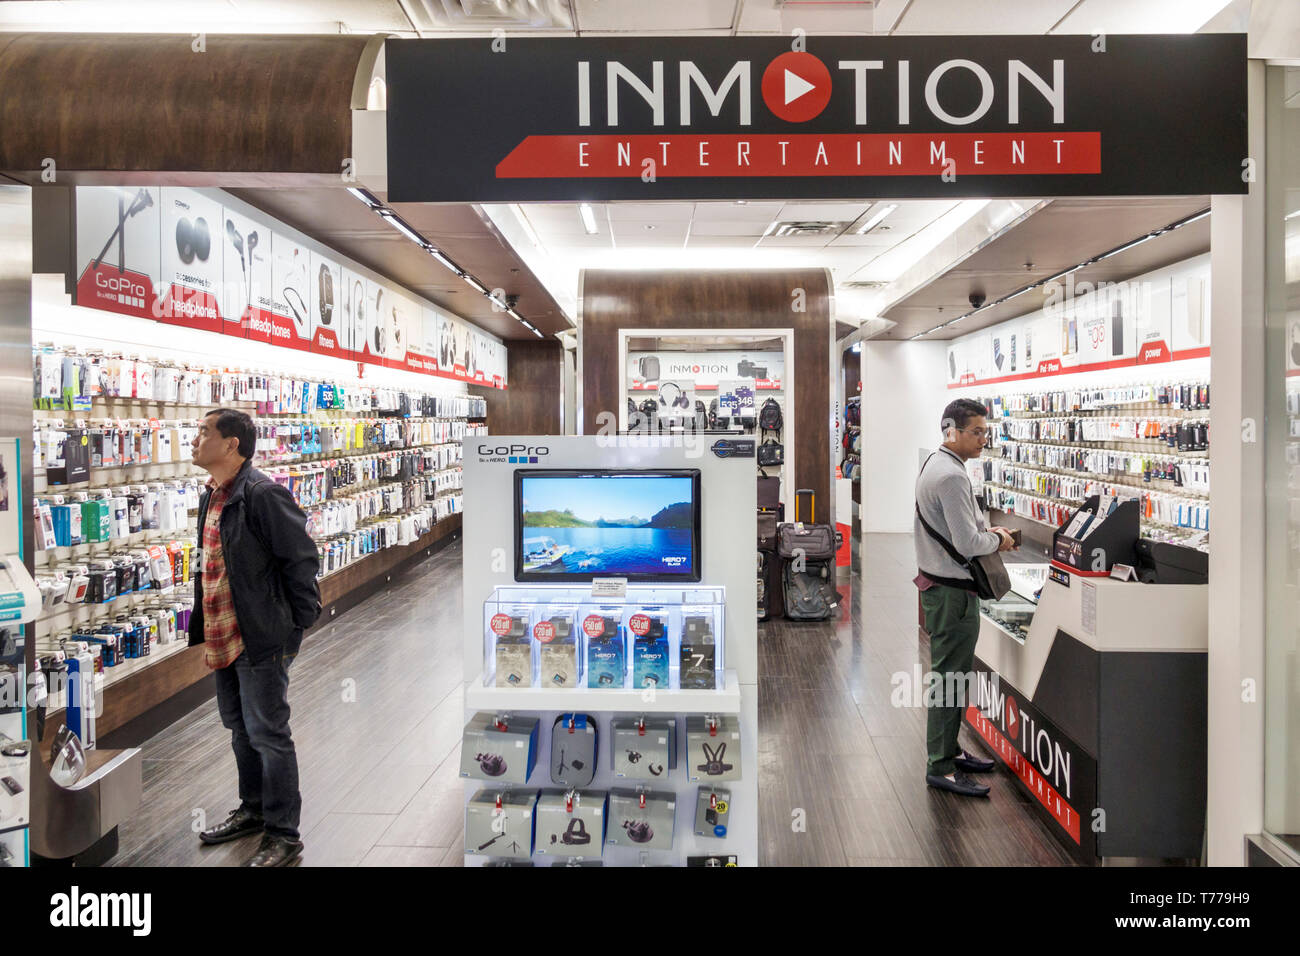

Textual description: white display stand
[460,435,757,866]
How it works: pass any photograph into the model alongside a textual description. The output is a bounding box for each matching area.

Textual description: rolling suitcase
[757,475,784,621]
[777,489,841,621]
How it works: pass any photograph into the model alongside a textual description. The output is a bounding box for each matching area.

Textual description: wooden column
[471,339,564,436]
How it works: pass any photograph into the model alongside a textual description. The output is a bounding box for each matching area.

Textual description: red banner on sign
[497,132,1101,179]
[965,704,1081,843]
[75,262,158,320]
[156,283,223,335]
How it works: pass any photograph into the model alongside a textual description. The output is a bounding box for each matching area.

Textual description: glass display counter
[979,563,1048,643]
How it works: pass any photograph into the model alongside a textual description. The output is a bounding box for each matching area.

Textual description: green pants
[920,584,980,777]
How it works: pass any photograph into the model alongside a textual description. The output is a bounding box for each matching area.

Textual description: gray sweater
[913,446,1001,583]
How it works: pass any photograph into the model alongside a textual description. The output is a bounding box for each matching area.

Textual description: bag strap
[914,453,973,570]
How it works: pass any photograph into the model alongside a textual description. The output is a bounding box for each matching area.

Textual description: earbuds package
[534,789,606,859]
[464,788,537,860]
[610,717,676,780]
[459,712,538,785]
[606,788,675,852]
[685,715,743,783]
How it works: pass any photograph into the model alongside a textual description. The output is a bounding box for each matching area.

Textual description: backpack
[759,398,783,433]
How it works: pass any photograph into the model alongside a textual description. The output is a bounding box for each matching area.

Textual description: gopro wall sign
[385,34,1247,202]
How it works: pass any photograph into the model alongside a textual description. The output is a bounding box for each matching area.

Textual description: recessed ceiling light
[856,203,898,235]
[579,203,598,235]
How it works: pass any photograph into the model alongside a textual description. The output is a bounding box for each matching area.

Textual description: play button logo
[761,51,832,123]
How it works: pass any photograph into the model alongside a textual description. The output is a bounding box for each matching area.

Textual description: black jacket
[189,460,321,663]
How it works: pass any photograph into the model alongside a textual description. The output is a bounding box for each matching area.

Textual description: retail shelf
[978,462,1210,500]
[465,668,741,714]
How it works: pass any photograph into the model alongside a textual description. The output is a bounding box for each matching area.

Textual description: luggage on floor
[777,488,841,622]
[757,476,784,621]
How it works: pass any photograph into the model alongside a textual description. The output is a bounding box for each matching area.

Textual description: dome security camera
[969,291,987,310]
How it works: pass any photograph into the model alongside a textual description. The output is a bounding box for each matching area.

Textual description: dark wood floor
[109,535,1076,867]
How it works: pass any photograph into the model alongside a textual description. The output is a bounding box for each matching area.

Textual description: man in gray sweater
[914,398,1017,797]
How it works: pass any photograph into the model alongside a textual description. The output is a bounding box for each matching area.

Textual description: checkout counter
[961,496,1209,864]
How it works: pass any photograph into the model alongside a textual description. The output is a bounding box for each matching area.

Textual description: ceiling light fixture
[856,203,898,235]
[511,204,544,248]
[350,186,544,338]
[579,203,599,235]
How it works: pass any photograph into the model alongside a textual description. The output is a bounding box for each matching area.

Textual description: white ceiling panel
[894,0,1078,34]
[777,202,872,221]
[606,203,697,222]
[573,0,737,33]
[690,201,787,222]
[1052,0,1237,34]
[690,220,773,237]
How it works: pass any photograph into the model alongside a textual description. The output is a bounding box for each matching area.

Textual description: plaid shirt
[200,477,245,669]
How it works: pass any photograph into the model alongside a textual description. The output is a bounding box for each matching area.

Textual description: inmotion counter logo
[49,886,152,937]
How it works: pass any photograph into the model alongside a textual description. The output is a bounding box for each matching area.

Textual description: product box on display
[464,788,537,859]
[607,788,675,851]
[685,715,742,783]
[694,787,730,839]
[549,713,597,788]
[610,717,676,780]
[459,712,539,785]
[534,789,606,858]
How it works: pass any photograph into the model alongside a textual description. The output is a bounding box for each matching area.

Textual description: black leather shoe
[242,833,304,867]
[925,771,991,797]
[954,749,996,773]
[199,807,264,845]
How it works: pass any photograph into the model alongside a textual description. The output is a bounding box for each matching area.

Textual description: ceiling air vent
[842,280,889,290]
[768,220,850,238]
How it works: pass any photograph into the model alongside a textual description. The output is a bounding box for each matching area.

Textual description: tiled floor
[109,535,1075,867]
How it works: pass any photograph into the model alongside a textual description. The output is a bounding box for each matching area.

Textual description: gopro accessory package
[459,712,539,785]
[535,789,607,858]
[610,717,677,780]
[694,787,731,839]
[464,788,537,859]
[607,788,675,851]
[686,715,743,782]
[550,713,597,788]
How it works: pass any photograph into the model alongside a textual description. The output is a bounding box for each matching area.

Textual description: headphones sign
[71,186,509,389]
[385,34,1247,202]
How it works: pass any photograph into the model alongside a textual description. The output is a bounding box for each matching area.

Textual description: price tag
[590,577,627,599]
[628,613,651,636]
[489,613,512,636]
[582,614,606,638]
[533,620,555,643]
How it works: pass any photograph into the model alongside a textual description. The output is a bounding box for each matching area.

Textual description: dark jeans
[214,645,301,840]
[921,584,980,777]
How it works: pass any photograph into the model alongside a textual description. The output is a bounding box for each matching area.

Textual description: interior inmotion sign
[385,34,1247,203]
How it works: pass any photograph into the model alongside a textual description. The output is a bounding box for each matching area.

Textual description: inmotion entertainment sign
[385,34,1247,202]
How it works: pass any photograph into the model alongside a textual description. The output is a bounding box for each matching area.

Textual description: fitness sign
[385,34,1247,202]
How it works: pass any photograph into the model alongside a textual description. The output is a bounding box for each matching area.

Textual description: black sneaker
[925,771,991,797]
[954,749,996,773]
[199,807,264,845]
[242,833,304,868]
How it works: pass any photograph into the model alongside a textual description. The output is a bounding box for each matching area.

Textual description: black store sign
[386,34,1247,203]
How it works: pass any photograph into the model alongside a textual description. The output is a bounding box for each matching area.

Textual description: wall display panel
[221,208,273,340]
[269,231,312,351]
[157,187,225,334]
[627,351,785,391]
[71,186,508,388]
[948,256,1211,389]
[73,187,161,321]
[310,252,345,358]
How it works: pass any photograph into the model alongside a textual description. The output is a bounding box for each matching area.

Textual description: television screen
[514,469,701,582]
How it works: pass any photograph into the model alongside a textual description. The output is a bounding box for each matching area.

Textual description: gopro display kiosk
[461,436,757,866]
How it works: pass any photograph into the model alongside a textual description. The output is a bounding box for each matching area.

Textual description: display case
[979,563,1049,643]
[482,586,725,692]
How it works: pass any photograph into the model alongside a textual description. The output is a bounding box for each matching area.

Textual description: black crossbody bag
[914,454,1011,601]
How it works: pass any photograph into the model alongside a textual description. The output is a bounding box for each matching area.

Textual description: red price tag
[582,615,606,638]
[534,620,555,643]
[628,613,651,636]
[489,613,512,636]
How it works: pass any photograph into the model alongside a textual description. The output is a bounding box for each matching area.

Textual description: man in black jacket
[189,408,321,866]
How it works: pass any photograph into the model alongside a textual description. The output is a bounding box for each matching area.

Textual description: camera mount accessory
[560,817,591,846]
[175,216,211,265]
[698,742,734,776]
[475,752,508,777]
[622,819,655,844]
[93,188,154,273]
